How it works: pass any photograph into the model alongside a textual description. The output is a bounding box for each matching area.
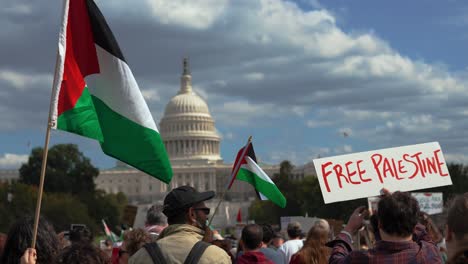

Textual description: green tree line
[0,144,127,234]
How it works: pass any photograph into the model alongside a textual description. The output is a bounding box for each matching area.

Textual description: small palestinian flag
[50,0,172,183]
[229,142,286,208]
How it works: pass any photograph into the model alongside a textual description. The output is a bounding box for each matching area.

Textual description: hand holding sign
[344,206,369,235]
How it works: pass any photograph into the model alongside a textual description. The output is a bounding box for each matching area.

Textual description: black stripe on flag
[86,0,126,62]
[246,143,257,163]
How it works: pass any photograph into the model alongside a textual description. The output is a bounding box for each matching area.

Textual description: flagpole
[208,136,252,226]
[31,120,53,248]
[31,0,70,248]
[31,51,59,248]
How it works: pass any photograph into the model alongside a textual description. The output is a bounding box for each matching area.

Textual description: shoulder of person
[128,247,152,264]
[199,244,232,263]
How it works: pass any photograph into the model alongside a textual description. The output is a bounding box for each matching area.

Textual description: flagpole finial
[248,136,252,142]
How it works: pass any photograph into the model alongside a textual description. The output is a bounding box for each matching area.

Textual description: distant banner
[313,142,452,204]
[367,192,443,215]
[412,192,444,215]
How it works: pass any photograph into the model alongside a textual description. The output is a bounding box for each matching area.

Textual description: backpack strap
[143,242,167,264]
[184,241,211,264]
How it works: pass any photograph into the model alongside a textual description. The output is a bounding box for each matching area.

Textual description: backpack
[143,240,211,264]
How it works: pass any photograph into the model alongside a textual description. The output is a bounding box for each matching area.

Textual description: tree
[19,144,99,196]
[420,163,468,203]
[16,144,128,233]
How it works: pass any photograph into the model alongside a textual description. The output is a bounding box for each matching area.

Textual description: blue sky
[0,0,467,170]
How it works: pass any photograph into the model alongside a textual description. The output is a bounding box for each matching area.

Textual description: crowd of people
[0,186,467,264]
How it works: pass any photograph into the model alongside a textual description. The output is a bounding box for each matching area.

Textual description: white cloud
[243,72,265,81]
[2,4,32,15]
[225,132,234,140]
[306,120,333,128]
[0,69,51,90]
[146,0,229,30]
[0,153,28,168]
[141,89,160,102]
[332,145,353,154]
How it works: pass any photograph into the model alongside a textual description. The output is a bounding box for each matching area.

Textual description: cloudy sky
[1,0,467,170]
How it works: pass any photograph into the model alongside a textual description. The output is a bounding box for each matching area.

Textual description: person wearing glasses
[129,186,231,264]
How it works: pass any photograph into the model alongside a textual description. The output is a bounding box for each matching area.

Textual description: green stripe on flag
[91,95,172,183]
[237,168,287,208]
[57,87,104,142]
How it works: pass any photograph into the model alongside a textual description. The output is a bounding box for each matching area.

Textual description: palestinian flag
[50,0,172,183]
[102,219,118,243]
[229,142,286,208]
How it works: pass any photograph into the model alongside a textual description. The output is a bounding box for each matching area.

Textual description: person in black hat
[129,186,231,264]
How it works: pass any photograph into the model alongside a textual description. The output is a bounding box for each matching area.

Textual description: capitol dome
[159,59,222,162]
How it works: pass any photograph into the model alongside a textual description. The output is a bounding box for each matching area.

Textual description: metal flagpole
[208,136,252,226]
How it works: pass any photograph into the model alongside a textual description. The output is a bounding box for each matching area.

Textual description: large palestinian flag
[228,142,286,208]
[50,0,172,183]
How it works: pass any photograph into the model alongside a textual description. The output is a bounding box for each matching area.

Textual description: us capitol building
[95,59,280,206]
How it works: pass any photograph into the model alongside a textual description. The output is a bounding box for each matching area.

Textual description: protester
[278,222,303,263]
[69,224,93,244]
[420,212,447,262]
[118,228,151,264]
[445,193,468,264]
[57,242,111,264]
[328,190,442,263]
[290,219,330,264]
[1,216,60,264]
[259,224,285,264]
[129,185,231,263]
[145,204,167,241]
[271,232,285,250]
[237,224,273,264]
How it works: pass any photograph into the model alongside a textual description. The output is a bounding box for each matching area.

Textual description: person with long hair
[1,216,60,264]
[290,219,331,264]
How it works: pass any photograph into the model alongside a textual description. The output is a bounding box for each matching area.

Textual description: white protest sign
[367,192,443,215]
[412,192,444,215]
[313,142,452,204]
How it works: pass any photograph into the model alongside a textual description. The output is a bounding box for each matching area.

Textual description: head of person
[162,185,215,230]
[446,193,468,256]
[117,228,150,264]
[419,212,443,243]
[377,191,420,238]
[296,219,331,264]
[58,242,111,264]
[1,216,60,264]
[261,224,274,245]
[271,232,285,248]
[287,222,302,240]
[69,225,93,244]
[306,219,329,245]
[122,228,150,256]
[145,204,167,227]
[241,224,263,251]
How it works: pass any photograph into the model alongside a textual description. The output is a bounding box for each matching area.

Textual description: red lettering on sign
[434,149,449,176]
[345,161,361,185]
[371,154,384,183]
[321,162,333,192]
[334,164,350,189]
[357,160,371,182]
